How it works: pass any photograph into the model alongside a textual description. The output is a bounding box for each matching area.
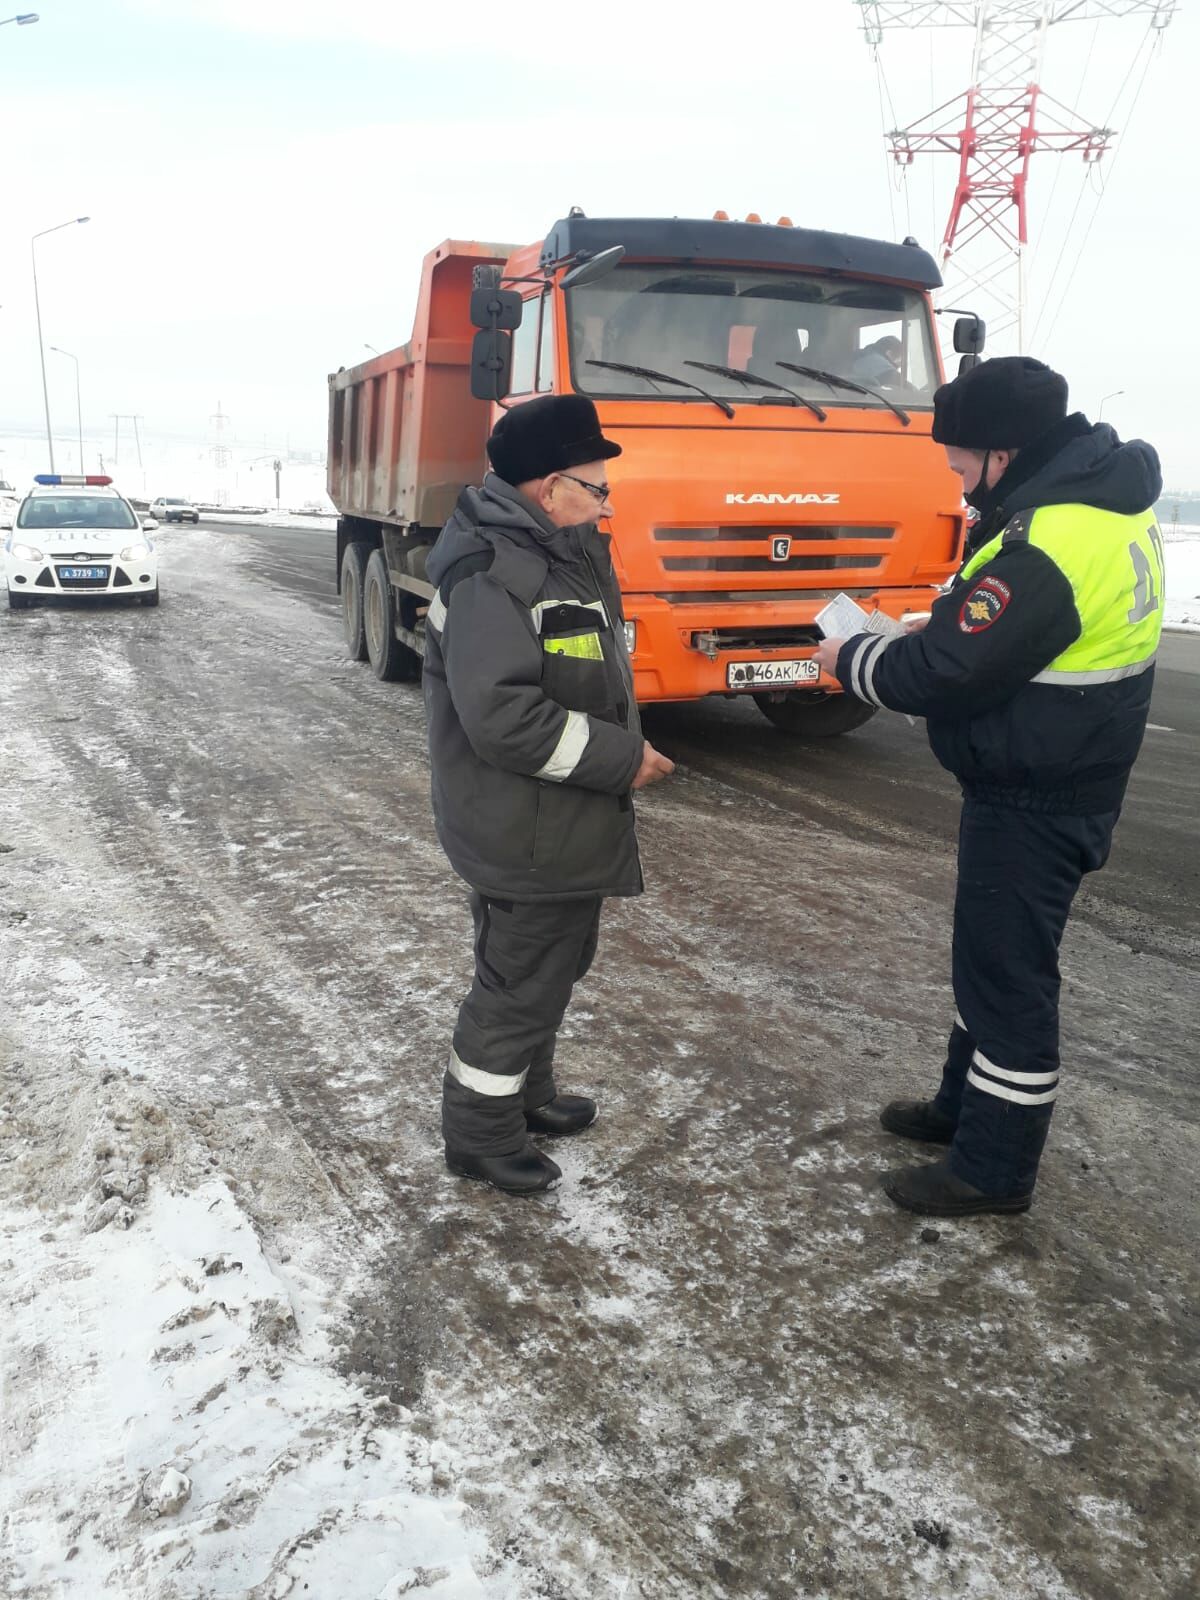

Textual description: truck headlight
[120,541,152,561]
[10,541,44,562]
[624,620,636,654]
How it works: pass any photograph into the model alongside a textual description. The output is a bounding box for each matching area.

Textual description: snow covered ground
[1164,526,1200,630]
[1,527,1196,1598]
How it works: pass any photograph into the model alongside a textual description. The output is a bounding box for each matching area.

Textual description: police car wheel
[7,588,35,610]
[754,690,877,738]
[140,586,160,607]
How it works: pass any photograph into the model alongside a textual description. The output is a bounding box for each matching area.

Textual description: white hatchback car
[3,476,160,609]
[149,496,199,525]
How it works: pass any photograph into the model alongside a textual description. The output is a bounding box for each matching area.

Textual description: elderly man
[814,357,1164,1218]
[423,394,674,1196]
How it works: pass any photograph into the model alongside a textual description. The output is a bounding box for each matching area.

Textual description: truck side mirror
[952,315,986,355]
[470,329,513,401]
[469,287,523,331]
[559,245,625,290]
[958,353,982,375]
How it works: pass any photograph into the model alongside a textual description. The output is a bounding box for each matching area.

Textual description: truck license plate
[726,658,820,689]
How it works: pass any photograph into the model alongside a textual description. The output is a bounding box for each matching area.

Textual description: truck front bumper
[625,589,940,704]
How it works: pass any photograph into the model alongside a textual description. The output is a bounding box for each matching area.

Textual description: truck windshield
[567,264,938,410]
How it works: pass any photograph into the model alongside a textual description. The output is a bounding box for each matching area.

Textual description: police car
[3,475,160,610]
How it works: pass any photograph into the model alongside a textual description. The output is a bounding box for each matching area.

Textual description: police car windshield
[568,265,938,408]
[17,495,138,531]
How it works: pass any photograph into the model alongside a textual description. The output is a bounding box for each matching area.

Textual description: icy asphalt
[1,521,1196,1600]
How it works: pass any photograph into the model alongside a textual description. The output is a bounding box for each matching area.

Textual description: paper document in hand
[816,593,908,640]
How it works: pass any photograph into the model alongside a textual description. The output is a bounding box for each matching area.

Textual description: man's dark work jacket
[835,415,1165,815]
[423,473,644,901]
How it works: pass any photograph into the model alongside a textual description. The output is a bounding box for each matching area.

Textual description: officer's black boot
[525,1093,598,1137]
[880,1099,956,1144]
[882,1158,1033,1217]
[444,1142,562,1195]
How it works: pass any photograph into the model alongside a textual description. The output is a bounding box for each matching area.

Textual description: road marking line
[1146,723,1174,732]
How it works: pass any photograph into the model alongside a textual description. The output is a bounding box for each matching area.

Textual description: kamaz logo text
[724,492,841,506]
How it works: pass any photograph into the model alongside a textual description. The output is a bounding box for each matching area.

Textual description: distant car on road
[149,496,199,524]
[3,475,160,609]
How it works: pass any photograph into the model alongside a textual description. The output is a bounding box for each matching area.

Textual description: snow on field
[0,429,335,519]
[1164,527,1200,630]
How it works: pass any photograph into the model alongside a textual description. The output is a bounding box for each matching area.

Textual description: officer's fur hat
[932,356,1069,450]
[487,395,621,486]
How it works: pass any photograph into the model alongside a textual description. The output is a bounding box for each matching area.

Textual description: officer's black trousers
[442,893,603,1156]
[932,800,1117,1197]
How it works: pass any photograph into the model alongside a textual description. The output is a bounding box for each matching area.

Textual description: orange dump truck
[328,212,980,735]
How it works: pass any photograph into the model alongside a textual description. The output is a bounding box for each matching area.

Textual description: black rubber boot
[880,1098,957,1144]
[525,1093,598,1138]
[445,1142,562,1195]
[882,1159,1033,1217]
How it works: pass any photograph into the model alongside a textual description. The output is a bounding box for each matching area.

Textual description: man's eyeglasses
[557,471,612,503]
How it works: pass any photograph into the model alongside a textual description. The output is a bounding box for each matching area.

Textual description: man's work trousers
[442,893,603,1157]
[932,800,1117,1198]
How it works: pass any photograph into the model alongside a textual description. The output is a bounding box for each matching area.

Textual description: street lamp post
[1098,389,1124,422]
[32,216,89,473]
[49,346,84,469]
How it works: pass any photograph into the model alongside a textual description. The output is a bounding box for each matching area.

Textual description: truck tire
[754,690,877,738]
[341,540,372,662]
[363,549,420,682]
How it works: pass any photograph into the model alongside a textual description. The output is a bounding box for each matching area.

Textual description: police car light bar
[33,474,113,486]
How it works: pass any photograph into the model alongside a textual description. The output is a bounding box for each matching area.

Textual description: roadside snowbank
[198,509,338,532]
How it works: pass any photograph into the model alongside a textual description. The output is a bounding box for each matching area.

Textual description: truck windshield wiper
[586,359,735,419]
[683,360,827,422]
[776,362,911,426]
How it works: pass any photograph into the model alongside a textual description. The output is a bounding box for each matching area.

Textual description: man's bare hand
[812,637,845,678]
[632,740,675,790]
[903,613,931,634]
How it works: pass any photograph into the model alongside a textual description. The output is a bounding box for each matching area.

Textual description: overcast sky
[1,0,1194,486]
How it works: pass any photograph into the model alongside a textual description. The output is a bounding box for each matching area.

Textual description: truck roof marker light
[33,474,113,486]
[712,210,730,221]
[777,216,794,227]
[745,213,763,223]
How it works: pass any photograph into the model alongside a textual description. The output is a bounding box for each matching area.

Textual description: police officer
[814,357,1164,1217]
[423,395,674,1196]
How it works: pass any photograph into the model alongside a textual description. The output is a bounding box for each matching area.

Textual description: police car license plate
[726,658,820,689]
[58,566,108,581]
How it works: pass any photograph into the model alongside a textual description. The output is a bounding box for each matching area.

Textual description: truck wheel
[754,690,877,738]
[341,539,372,661]
[363,549,419,682]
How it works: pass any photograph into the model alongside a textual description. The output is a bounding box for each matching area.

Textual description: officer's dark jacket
[423,473,644,901]
[835,414,1165,814]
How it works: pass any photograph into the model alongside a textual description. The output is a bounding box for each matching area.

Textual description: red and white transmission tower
[855,2,1176,349]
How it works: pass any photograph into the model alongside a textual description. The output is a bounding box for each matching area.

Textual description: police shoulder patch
[959,575,1012,634]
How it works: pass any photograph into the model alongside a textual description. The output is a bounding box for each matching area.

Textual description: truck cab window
[510,294,547,396]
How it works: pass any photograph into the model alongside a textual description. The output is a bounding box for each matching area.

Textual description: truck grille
[654,525,892,576]
[692,623,823,651]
